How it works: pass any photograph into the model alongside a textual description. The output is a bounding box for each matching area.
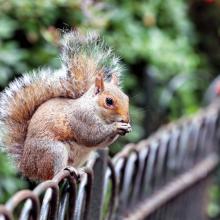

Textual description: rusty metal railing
[0,100,220,220]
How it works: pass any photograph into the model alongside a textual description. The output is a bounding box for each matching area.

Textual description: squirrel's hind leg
[20,139,68,181]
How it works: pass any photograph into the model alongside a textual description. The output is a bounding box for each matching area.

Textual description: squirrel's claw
[64,166,81,182]
[116,122,132,136]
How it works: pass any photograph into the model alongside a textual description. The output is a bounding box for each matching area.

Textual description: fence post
[87,148,108,220]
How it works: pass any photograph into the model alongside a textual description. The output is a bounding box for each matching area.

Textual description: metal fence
[0,101,220,220]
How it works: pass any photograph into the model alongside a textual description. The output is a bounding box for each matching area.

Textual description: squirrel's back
[0,31,123,164]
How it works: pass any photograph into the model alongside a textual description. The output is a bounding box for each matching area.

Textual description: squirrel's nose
[120,114,130,123]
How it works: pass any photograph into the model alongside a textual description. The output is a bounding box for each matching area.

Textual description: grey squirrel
[0,32,131,181]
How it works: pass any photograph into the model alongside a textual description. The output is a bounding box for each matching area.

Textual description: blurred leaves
[0,152,26,203]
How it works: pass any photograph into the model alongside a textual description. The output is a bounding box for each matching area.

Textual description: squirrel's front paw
[115,122,132,136]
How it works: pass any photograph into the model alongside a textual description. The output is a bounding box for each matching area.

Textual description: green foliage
[0,152,26,203]
[103,0,208,129]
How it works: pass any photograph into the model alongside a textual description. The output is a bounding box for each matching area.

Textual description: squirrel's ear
[110,73,119,86]
[95,73,104,95]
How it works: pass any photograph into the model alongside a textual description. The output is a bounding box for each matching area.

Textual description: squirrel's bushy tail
[0,31,123,164]
[0,69,72,163]
[61,32,123,87]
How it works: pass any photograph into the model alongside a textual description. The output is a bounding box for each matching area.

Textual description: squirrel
[0,32,131,181]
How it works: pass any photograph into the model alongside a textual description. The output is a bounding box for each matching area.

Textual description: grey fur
[61,31,123,83]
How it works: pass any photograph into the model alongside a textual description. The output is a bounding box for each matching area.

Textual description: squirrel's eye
[106,97,113,106]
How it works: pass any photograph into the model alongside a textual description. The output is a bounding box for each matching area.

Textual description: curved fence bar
[112,102,220,220]
[0,101,220,220]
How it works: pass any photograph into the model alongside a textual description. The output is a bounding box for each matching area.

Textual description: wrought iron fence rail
[123,153,219,220]
[0,101,220,220]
